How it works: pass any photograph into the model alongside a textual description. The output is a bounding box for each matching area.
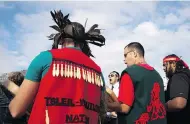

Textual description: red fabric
[138,64,154,70]
[50,48,101,72]
[135,83,166,123]
[163,56,180,62]
[163,56,189,69]
[147,83,166,121]
[118,74,134,106]
[28,48,102,124]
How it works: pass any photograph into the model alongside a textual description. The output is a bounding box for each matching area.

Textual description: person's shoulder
[38,50,52,57]
[172,72,189,80]
[151,68,163,78]
[28,50,52,70]
[121,66,136,78]
[85,56,101,72]
[123,65,140,73]
[170,72,190,87]
[33,51,52,62]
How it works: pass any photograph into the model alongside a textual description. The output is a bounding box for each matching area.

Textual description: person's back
[107,42,167,124]
[9,10,106,124]
[118,64,166,124]
[28,47,105,124]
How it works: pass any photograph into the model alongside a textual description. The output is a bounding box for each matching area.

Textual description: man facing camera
[104,71,120,124]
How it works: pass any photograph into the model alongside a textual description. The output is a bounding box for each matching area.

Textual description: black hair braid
[176,60,187,72]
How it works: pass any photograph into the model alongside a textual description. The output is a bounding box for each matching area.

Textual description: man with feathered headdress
[9,10,106,124]
[163,54,190,124]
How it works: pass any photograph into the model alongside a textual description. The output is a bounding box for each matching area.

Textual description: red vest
[28,48,104,124]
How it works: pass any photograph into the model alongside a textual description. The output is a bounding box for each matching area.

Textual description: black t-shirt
[0,85,27,124]
[166,72,190,124]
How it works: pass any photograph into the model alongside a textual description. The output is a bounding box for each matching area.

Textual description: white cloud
[1,2,190,89]
[0,45,26,74]
[11,2,157,64]
[164,13,183,25]
[157,6,190,26]
[17,1,157,26]
[13,12,55,61]
[0,26,28,74]
[156,13,184,26]
[133,22,160,36]
[178,7,190,20]
[70,10,133,30]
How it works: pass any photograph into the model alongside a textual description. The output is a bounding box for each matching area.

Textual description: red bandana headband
[163,56,189,69]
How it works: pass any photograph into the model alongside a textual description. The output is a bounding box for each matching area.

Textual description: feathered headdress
[48,10,105,57]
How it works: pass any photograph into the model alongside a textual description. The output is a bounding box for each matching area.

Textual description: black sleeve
[0,86,11,106]
[170,73,189,100]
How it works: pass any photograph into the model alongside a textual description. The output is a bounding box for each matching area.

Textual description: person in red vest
[163,54,190,124]
[9,10,106,124]
[106,42,167,124]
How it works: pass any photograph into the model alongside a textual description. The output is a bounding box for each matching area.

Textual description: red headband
[163,56,189,69]
[163,57,180,62]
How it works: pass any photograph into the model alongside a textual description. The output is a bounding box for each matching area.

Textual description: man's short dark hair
[125,42,145,57]
[110,71,120,78]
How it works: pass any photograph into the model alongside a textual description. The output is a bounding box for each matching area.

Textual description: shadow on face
[124,47,136,67]
[163,61,176,78]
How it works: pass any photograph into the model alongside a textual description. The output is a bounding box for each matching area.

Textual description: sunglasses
[108,73,119,78]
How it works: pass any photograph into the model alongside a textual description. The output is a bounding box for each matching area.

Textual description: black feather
[64,14,69,20]
[47,34,56,40]
[49,10,72,48]
[82,42,94,57]
[49,10,106,56]
[50,11,56,24]
[50,25,61,32]
[88,41,105,47]
[87,24,98,33]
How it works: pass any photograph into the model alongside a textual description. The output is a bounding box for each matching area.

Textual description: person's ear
[133,50,137,58]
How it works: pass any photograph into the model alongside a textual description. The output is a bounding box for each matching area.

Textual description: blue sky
[1,1,190,87]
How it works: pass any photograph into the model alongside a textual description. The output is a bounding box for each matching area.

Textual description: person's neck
[112,82,118,86]
[61,44,80,49]
[135,58,146,65]
[65,44,75,47]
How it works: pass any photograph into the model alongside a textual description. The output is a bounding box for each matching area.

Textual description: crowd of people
[0,10,190,124]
